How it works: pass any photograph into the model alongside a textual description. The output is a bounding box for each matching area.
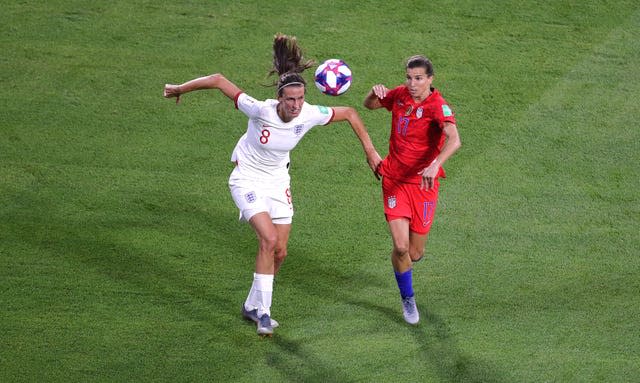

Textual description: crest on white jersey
[294,124,304,136]
[245,191,257,204]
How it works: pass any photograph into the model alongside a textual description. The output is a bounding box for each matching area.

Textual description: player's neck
[412,88,432,103]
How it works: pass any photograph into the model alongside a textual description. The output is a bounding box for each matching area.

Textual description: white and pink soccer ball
[314,59,352,96]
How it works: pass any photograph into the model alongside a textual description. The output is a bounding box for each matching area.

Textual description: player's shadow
[10,183,504,382]
[7,189,258,345]
[267,336,358,383]
[281,250,508,383]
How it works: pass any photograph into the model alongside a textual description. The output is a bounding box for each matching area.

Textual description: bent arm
[332,106,382,176]
[419,122,462,190]
[164,73,242,102]
[363,84,389,110]
[435,122,462,166]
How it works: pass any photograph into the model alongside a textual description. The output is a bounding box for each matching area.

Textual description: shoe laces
[402,297,416,313]
[259,314,271,328]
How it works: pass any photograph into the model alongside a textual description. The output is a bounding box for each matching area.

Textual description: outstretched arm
[331,106,382,178]
[163,74,242,104]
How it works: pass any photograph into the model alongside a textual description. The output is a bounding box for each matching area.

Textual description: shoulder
[389,85,408,98]
[300,102,334,124]
[428,88,449,104]
[427,88,455,120]
[237,93,271,109]
[380,85,408,108]
[303,102,331,114]
[236,92,260,106]
[304,102,333,117]
[425,89,450,110]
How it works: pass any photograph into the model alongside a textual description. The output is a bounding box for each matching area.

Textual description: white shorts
[229,173,293,224]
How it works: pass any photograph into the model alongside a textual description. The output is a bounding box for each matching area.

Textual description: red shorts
[382,176,439,235]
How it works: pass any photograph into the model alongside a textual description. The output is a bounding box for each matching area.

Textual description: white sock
[244,273,258,311]
[244,273,274,317]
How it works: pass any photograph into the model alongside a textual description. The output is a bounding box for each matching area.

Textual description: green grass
[1,1,639,382]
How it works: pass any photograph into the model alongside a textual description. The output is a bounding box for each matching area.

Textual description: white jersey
[230,92,334,181]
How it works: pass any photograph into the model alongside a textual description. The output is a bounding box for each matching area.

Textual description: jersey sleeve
[306,104,334,126]
[379,86,400,111]
[235,92,263,118]
[435,96,456,126]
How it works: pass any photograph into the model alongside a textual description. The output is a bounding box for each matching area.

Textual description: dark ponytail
[269,33,314,96]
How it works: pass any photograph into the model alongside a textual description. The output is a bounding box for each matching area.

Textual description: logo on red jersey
[387,196,397,209]
[423,201,435,226]
[442,105,452,117]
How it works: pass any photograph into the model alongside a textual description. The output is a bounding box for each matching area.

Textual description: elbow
[454,137,462,152]
[363,99,375,110]
[445,123,461,152]
[342,106,358,121]
[346,106,357,117]
[207,73,225,86]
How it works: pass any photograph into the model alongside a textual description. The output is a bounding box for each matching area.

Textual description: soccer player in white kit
[164,33,381,336]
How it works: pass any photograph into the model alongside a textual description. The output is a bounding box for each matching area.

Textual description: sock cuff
[394,269,413,277]
[254,273,274,292]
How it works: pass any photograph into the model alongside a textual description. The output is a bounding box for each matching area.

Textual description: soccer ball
[314,59,352,96]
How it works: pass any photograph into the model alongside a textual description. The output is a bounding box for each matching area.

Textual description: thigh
[230,179,268,222]
[266,185,293,223]
[387,217,410,253]
[409,230,428,261]
[382,176,411,219]
[408,180,439,234]
[230,178,292,223]
[249,212,278,243]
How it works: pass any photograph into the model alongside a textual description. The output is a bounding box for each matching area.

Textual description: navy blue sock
[394,269,414,299]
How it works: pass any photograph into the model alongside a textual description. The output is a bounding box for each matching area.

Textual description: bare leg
[273,223,291,275]
[409,230,428,262]
[388,218,412,273]
[249,212,279,274]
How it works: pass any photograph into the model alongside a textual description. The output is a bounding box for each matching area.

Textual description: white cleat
[257,313,274,337]
[242,305,279,328]
[402,296,420,325]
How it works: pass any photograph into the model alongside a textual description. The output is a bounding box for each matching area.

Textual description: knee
[274,246,288,264]
[258,232,278,254]
[392,243,410,258]
[410,249,425,263]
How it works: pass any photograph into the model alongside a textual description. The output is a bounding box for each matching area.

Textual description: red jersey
[377,86,456,184]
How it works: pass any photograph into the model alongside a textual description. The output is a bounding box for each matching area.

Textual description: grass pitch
[1,1,639,382]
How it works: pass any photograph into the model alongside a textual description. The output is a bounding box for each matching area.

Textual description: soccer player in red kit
[364,55,461,325]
